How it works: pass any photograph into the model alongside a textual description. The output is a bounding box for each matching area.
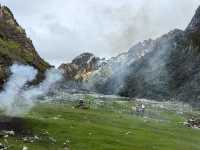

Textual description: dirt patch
[0,116,32,136]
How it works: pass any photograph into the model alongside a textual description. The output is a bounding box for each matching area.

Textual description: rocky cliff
[119,6,200,103]
[58,40,155,94]
[59,53,99,81]
[0,5,50,87]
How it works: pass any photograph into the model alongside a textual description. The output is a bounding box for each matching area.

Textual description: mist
[0,0,199,66]
[0,64,63,116]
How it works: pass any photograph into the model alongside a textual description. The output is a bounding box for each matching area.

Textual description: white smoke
[22,68,62,101]
[0,64,38,115]
[0,64,63,116]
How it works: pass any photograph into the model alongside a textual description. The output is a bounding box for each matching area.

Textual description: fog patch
[0,64,63,116]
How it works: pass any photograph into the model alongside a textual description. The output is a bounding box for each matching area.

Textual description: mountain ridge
[59,5,200,103]
[0,5,51,87]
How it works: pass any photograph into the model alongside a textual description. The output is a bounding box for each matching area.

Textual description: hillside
[0,5,50,87]
[119,6,200,103]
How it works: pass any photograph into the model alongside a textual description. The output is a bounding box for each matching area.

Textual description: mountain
[59,40,155,94]
[119,6,200,103]
[0,5,50,87]
[59,6,200,103]
[59,53,99,81]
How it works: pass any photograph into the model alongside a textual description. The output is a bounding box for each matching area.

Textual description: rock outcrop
[59,53,99,81]
[0,5,50,87]
[86,39,155,94]
[186,6,200,33]
[185,118,200,128]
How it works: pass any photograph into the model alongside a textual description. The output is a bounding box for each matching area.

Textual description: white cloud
[0,0,200,66]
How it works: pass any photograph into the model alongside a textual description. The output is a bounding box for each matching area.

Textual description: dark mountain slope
[120,6,200,102]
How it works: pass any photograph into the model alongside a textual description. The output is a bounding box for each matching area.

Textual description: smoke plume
[0,64,63,116]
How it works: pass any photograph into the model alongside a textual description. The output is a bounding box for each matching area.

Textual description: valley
[0,2,199,150]
[0,94,199,150]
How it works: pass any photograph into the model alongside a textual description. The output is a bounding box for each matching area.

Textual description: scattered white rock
[42,131,49,135]
[52,117,59,120]
[125,131,131,135]
[22,146,28,150]
[2,130,15,136]
[22,137,28,142]
[65,139,70,143]
[64,147,69,150]
[49,137,56,143]
[0,143,8,150]
[4,139,8,144]
[34,135,40,140]
[64,139,71,146]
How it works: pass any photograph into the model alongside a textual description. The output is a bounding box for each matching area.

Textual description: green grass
[0,37,50,71]
[0,102,199,150]
[0,38,33,64]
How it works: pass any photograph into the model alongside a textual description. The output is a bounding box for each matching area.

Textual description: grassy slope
[0,6,50,72]
[0,38,49,71]
[0,102,199,150]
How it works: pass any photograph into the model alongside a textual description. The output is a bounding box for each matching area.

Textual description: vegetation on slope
[0,5,50,87]
[0,98,199,150]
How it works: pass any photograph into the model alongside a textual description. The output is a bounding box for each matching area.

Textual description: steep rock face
[120,29,185,99]
[120,6,200,102]
[88,39,155,94]
[0,5,50,86]
[185,6,200,48]
[58,40,154,93]
[58,63,79,80]
[72,53,99,72]
[59,53,99,81]
[186,6,200,33]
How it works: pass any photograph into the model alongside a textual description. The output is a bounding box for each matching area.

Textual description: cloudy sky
[0,0,200,66]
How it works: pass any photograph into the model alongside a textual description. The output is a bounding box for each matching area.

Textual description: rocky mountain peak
[0,5,34,51]
[186,6,200,32]
[59,53,100,81]
[0,5,18,25]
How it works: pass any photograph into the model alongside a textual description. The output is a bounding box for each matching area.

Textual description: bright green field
[0,98,200,150]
